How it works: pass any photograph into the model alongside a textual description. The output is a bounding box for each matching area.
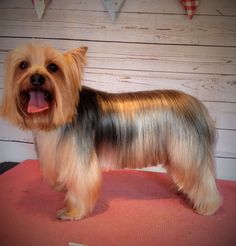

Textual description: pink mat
[0,160,235,246]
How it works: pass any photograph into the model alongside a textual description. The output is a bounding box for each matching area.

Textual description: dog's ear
[63,46,88,90]
[64,46,88,67]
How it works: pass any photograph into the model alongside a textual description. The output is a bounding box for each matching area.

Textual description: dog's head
[1,43,87,130]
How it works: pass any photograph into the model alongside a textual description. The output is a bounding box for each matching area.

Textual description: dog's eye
[19,61,29,70]
[47,63,58,73]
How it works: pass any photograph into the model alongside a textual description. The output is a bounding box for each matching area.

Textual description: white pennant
[32,0,51,19]
[102,0,126,21]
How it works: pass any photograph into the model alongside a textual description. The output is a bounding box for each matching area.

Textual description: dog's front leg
[57,152,102,220]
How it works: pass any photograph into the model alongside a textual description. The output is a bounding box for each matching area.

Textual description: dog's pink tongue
[27,91,49,114]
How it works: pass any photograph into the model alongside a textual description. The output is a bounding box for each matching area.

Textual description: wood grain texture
[0,9,236,46]
[1,38,236,75]
[0,0,235,179]
[0,0,235,16]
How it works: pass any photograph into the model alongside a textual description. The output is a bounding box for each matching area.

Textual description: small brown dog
[1,43,222,220]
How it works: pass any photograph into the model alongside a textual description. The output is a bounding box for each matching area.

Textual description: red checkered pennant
[181,0,199,19]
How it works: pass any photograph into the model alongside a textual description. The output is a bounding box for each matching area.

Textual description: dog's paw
[57,207,84,221]
[195,193,223,216]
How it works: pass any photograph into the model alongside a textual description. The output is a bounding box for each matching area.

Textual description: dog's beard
[14,72,55,119]
[11,78,58,130]
[15,82,78,131]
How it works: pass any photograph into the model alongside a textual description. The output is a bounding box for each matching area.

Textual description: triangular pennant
[181,0,199,19]
[32,0,51,20]
[102,0,125,21]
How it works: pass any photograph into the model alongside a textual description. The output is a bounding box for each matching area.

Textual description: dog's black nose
[30,74,45,86]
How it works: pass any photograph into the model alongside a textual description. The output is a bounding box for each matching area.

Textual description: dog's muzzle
[19,73,53,114]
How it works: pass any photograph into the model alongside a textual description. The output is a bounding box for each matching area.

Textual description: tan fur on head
[0,43,87,130]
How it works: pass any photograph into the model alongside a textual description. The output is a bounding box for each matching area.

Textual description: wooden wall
[0,0,236,180]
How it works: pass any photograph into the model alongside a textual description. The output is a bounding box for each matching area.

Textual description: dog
[1,43,222,220]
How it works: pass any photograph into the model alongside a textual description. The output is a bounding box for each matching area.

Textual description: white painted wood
[216,130,236,159]
[1,38,236,77]
[0,119,33,143]
[0,9,236,46]
[83,69,236,102]
[0,0,235,16]
[215,158,236,181]
[204,102,236,130]
[0,141,36,163]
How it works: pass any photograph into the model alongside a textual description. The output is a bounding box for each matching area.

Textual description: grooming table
[0,160,235,246]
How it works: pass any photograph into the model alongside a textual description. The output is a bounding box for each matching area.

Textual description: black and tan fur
[1,43,222,220]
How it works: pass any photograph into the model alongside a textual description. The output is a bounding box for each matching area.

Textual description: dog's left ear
[64,46,88,67]
[63,46,88,90]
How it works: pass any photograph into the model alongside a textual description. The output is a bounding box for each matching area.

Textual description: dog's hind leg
[167,142,222,215]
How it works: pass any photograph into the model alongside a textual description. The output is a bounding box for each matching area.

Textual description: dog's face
[1,43,87,130]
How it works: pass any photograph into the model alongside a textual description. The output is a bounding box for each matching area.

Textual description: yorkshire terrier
[1,43,222,220]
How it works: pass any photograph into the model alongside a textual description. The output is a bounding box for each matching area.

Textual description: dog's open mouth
[21,89,53,114]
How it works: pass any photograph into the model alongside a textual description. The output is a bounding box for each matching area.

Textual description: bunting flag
[102,0,126,21]
[31,0,199,21]
[181,0,199,19]
[32,0,51,19]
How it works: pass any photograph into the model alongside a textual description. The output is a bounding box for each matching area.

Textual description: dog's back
[74,87,216,171]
